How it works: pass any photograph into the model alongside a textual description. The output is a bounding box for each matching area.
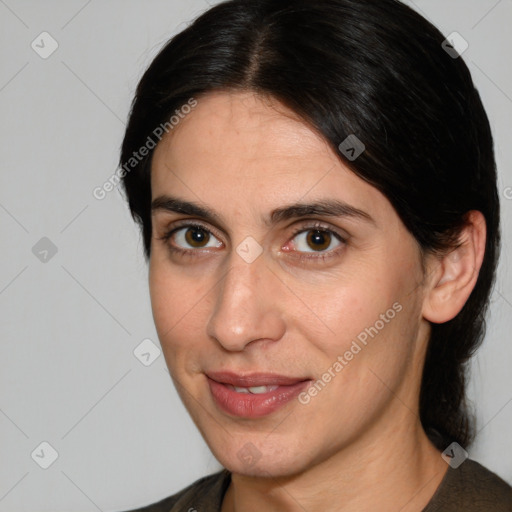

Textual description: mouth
[205,371,312,418]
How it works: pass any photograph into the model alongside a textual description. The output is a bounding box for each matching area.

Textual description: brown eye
[291,228,342,253]
[184,227,210,247]
[306,230,332,251]
[170,225,223,250]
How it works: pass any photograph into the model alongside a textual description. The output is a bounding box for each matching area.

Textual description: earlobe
[422,210,487,324]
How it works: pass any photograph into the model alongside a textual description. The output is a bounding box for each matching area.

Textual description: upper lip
[206,371,311,387]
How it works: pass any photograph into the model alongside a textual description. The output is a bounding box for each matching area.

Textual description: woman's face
[149,91,432,477]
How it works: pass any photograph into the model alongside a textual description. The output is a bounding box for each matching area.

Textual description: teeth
[248,385,277,394]
[231,385,279,394]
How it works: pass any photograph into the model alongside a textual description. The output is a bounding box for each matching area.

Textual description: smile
[206,371,312,418]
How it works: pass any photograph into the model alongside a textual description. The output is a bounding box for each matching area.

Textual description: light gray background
[0,1,511,510]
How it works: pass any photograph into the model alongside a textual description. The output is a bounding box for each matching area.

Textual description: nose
[206,252,286,352]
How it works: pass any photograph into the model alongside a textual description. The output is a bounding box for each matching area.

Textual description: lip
[206,371,309,387]
[206,371,312,418]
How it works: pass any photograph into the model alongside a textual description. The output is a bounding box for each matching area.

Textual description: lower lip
[207,377,311,418]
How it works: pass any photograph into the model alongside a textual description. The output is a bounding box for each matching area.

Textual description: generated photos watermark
[298,301,403,404]
[93,97,198,200]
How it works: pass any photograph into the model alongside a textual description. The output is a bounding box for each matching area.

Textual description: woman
[120,0,511,510]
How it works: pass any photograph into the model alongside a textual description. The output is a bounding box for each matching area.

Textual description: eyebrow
[151,195,375,227]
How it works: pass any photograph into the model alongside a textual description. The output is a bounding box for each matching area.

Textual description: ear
[422,210,487,324]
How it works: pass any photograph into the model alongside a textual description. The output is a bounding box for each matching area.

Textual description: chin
[210,437,313,479]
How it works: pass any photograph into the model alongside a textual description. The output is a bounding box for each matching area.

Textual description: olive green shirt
[125,459,511,511]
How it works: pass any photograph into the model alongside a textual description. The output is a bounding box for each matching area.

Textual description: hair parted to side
[120,0,500,451]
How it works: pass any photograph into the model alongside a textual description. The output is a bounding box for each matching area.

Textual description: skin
[149,91,486,511]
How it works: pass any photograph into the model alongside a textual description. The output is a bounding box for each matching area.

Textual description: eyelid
[160,219,225,245]
[288,220,348,243]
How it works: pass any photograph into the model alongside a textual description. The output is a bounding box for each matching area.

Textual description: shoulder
[122,469,231,512]
[424,459,512,511]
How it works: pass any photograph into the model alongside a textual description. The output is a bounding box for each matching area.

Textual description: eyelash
[157,221,347,264]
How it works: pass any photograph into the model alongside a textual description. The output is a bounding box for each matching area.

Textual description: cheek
[320,291,421,405]
[297,301,420,445]
[300,259,420,384]
[148,260,207,356]
[293,265,397,358]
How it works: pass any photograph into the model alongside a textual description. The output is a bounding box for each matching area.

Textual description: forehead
[150,91,392,226]
[152,91,330,174]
